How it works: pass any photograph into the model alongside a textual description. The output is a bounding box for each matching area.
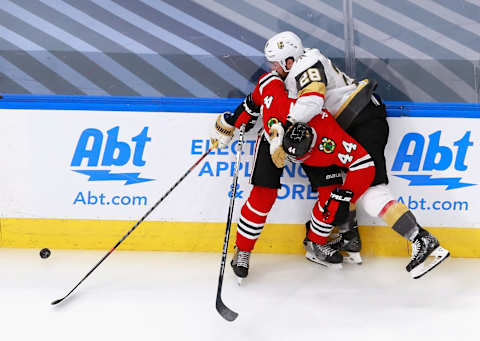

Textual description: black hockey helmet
[282,122,314,158]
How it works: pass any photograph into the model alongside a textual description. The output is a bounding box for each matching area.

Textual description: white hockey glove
[268,123,286,168]
[210,113,235,149]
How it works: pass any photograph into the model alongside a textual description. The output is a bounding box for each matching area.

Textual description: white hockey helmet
[264,31,304,73]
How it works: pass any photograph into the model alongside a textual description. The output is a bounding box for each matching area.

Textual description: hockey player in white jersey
[264,31,450,279]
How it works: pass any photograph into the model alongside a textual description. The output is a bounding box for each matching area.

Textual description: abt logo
[391,130,475,190]
[71,126,153,185]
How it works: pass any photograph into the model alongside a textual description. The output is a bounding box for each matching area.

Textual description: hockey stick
[215,124,246,322]
[51,147,213,306]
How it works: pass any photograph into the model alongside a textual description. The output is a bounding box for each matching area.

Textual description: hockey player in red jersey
[263,31,450,279]
[210,70,299,281]
[210,66,368,278]
[212,30,450,280]
[277,114,376,268]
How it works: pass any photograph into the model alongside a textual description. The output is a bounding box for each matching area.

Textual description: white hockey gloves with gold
[268,122,287,168]
[210,113,235,149]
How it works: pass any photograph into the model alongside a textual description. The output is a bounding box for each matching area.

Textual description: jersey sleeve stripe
[349,161,375,172]
[349,154,375,171]
[350,154,372,165]
[298,82,326,97]
[297,91,325,99]
[259,74,282,95]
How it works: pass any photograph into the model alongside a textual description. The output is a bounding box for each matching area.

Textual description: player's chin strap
[215,124,246,322]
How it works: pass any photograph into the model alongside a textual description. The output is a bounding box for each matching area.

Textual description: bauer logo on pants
[70,126,154,185]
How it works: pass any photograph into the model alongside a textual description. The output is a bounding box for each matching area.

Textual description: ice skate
[230,246,250,285]
[406,229,450,279]
[304,238,343,269]
[328,226,362,265]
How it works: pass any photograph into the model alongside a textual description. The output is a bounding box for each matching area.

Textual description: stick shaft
[215,125,246,321]
[52,148,213,305]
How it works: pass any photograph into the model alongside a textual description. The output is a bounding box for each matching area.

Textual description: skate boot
[304,237,343,269]
[230,246,250,284]
[406,229,450,279]
[328,226,362,265]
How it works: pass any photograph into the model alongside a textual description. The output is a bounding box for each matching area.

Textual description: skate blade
[343,252,362,265]
[305,253,343,270]
[410,246,450,279]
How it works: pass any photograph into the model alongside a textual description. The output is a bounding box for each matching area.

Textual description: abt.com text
[73,191,147,206]
[398,195,468,211]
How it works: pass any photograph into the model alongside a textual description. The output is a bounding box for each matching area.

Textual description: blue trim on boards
[0,94,239,113]
[387,101,480,118]
[0,94,479,118]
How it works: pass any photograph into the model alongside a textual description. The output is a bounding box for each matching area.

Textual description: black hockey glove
[322,188,354,226]
[225,93,260,132]
[242,93,261,117]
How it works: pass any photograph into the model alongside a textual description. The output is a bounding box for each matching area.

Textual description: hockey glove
[322,188,354,226]
[268,122,287,168]
[227,93,260,132]
[210,112,235,149]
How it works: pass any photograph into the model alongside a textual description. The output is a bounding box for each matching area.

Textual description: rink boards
[1,98,479,257]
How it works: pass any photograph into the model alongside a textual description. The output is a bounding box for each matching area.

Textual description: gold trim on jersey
[335,79,369,119]
[297,81,326,98]
[335,79,378,130]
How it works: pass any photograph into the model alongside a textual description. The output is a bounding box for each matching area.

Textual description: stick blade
[51,298,64,305]
[216,298,238,322]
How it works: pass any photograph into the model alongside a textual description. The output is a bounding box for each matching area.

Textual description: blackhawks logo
[267,117,280,129]
[318,137,336,153]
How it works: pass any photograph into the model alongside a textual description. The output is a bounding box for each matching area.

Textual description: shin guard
[380,201,419,241]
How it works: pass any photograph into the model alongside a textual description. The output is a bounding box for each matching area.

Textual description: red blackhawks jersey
[300,111,375,202]
[249,72,375,202]
[250,72,295,136]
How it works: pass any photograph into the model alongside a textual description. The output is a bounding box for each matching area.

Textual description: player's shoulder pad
[258,71,283,95]
[291,49,328,89]
[289,49,323,78]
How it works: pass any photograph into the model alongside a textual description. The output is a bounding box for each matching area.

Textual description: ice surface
[0,248,476,341]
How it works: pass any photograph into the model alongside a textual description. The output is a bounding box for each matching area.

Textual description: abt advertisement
[0,110,478,228]
[367,117,478,228]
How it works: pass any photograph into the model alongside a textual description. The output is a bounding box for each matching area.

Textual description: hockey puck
[40,248,51,259]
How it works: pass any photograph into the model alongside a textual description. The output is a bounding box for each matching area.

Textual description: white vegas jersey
[285,48,371,124]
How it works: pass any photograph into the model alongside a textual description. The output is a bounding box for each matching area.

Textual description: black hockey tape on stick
[215,124,246,322]
[51,147,214,306]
